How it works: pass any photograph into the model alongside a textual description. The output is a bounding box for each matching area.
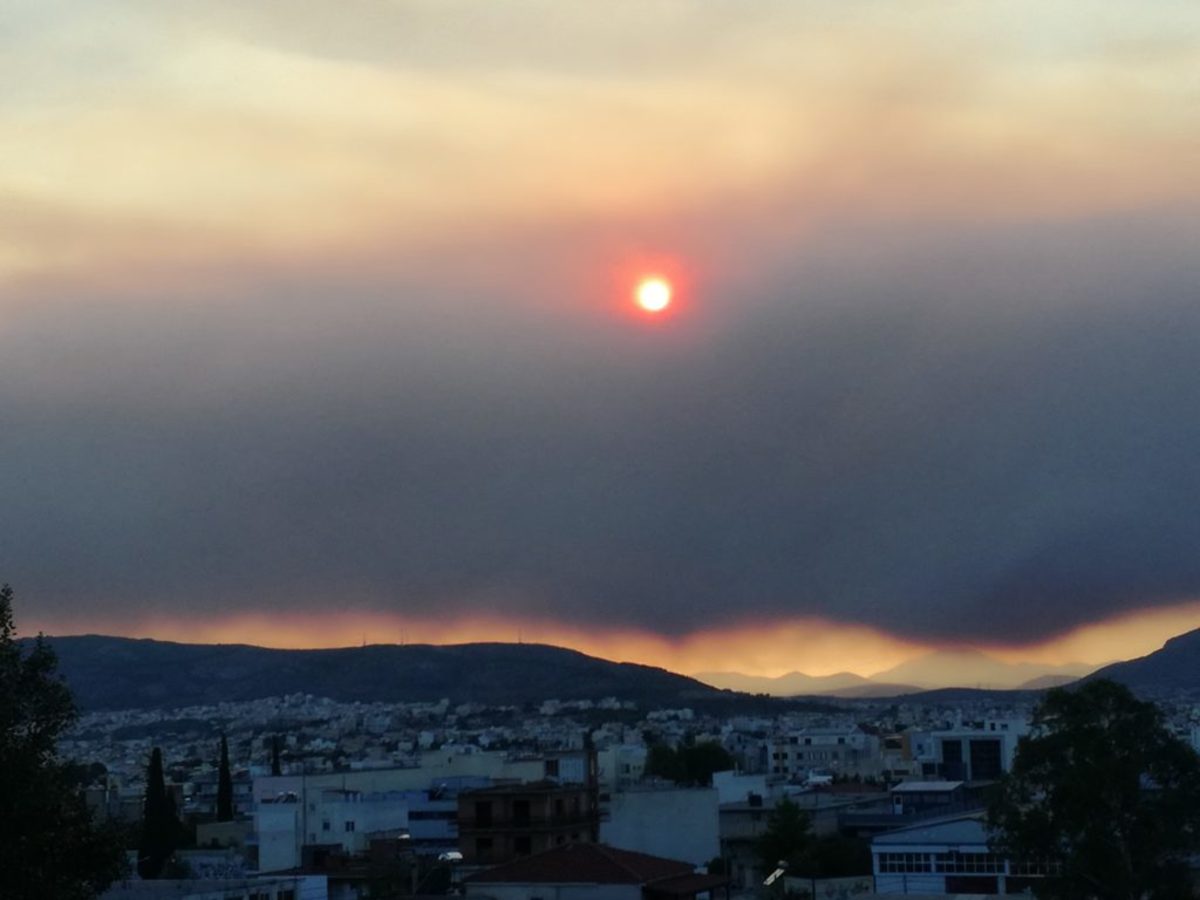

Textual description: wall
[601,787,718,867]
[465,883,641,900]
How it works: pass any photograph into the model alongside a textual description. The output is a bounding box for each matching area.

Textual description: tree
[270,734,282,777]
[988,679,1200,900]
[138,747,181,878]
[757,798,813,873]
[644,741,735,786]
[789,834,872,879]
[0,583,125,898]
[216,734,233,822]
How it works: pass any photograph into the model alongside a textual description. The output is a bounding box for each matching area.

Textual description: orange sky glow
[28,600,1200,683]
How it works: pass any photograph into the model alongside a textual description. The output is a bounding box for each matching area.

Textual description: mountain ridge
[1085,627,1200,695]
[29,635,727,711]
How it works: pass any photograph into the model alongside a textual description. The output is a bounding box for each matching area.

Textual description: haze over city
[5,1,1200,686]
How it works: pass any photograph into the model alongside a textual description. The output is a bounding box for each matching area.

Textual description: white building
[254,789,409,871]
[711,770,769,805]
[765,727,882,779]
[595,744,647,791]
[915,720,1029,782]
[872,814,1049,895]
[601,786,719,867]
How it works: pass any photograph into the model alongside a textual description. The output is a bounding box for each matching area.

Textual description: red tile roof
[464,843,694,885]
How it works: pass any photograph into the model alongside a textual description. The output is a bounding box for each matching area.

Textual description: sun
[635,277,672,313]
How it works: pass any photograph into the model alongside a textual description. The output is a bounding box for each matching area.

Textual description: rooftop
[464,843,694,885]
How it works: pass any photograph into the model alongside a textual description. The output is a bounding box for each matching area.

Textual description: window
[969,739,1003,780]
[513,799,531,826]
[344,820,355,833]
[934,852,1004,874]
[545,759,560,777]
[515,836,532,855]
[475,801,493,827]
[476,837,493,859]
[322,821,330,832]
[555,798,565,816]
[878,853,933,873]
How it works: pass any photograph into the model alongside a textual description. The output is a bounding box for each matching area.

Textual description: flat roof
[891,781,964,793]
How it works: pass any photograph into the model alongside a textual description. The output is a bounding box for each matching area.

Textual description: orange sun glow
[635,276,672,313]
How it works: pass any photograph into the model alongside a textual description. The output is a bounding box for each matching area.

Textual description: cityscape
[4,2,1200,899]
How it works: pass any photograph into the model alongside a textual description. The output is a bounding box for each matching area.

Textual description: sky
[3,1,1200,680]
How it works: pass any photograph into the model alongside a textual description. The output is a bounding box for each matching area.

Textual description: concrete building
[601,787,719,867]
[710,771,769,806]
[254,788,410,871]
[765,728,882,780]
[459,782,600,865]
[918,721,1028,782]
[596,744,648,791]
[251,752,547,805]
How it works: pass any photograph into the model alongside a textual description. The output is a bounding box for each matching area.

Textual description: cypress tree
[138,747,178,878]
[216,735,233,822]
[270,734,282,777]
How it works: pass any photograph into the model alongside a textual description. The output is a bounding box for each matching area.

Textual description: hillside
[694,670,871,695]
[33,636,727,711]
[871,650,1097,690]
[1086,627,1200,695]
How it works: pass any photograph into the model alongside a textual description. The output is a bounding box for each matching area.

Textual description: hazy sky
[4,1,1200,675]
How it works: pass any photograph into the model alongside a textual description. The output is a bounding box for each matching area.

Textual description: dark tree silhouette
[138,747,180,878]
[989,679,1200,900]
[644,741,735,786]
[216,734,233,822]
[271,734,282,777]
[757,797,813,872]
[0,583,125,899]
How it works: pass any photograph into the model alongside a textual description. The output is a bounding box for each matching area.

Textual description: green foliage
[643,740,735,786]
[217,734,233,821]
[0,584,126,899]
[757,798,813,871]
[988,679,1200,900]
[788,834,872,879]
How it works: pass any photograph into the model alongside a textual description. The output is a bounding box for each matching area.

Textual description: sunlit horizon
[26,599,1200,689]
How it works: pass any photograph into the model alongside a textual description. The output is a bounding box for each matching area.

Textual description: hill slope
[34,636,725,711]
[694,670,871,695]
[872,650,1096,690]
[1086,628,1200,695]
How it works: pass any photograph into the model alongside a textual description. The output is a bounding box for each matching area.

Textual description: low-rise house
[871,814,1050,895]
